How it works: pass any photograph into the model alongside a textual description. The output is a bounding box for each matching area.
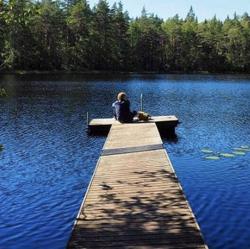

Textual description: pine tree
[66,0,92,70]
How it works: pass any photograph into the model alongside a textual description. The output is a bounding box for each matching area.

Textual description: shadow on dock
[68,167,205,248]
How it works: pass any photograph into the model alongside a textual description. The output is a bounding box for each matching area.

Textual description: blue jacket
[112,100,133,123]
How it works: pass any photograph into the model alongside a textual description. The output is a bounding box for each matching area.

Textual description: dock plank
[67,123,207,249]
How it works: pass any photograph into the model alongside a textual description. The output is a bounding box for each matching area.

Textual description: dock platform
[88,115,179,135]
[68,122,207,249]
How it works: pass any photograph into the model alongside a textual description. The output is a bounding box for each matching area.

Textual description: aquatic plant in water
[234,147,245,151]
[241,145,249,149]
[233,146,250,152]
[233,151,246,156]
[201,148,220,160]
[203,144,250,160]
[235,148,250,152]
[201,149,214,153]
[214,145,250,159]
[205,156,220,160]
[220,153,235,158]
[232,146,250,155]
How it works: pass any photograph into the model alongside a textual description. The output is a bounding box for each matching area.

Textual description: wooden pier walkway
[67,122,207,249]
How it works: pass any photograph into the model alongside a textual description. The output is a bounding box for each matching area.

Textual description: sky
[88,0,250,21]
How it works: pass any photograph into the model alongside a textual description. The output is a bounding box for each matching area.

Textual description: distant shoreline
[0,70,250,76]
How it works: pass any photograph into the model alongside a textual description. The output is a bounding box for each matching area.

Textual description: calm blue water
[0,74,250,249]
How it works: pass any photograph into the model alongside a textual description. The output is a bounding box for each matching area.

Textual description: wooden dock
[67,122,207,249]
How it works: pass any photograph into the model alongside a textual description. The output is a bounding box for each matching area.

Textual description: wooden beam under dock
[67,122,207,249]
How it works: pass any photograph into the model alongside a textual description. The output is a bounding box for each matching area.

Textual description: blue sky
[88,0,250,21]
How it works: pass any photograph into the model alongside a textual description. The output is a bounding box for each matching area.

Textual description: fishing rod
[140,93,143,112]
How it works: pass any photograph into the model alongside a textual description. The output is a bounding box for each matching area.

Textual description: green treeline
[0,0,250,73]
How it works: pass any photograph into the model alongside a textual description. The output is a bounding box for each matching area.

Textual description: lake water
[0,73,250,249]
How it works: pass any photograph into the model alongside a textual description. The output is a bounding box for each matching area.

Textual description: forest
[0,0,250,73]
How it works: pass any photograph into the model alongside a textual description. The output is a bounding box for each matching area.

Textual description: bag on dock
[137,111,151,121]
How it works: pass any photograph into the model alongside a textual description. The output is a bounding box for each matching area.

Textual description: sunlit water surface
[0,74,250,249]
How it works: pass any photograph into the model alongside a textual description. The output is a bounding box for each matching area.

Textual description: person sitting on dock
[112,92,137,123]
